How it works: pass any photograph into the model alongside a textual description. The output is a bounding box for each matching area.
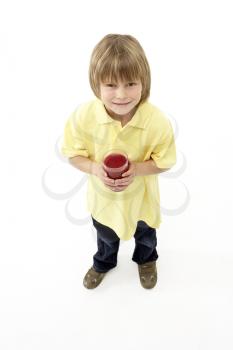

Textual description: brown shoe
[83,267,106,289]
[138,261,157,289]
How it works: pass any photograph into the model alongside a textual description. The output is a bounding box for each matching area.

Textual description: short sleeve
[61,109,89,158]
[150,119,177,169]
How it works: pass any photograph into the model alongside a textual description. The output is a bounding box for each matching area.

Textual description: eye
[128,82,136,87]
[105,83,116,87]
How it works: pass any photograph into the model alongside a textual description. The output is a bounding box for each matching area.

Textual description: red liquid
[103,153,129,179]
[104,154,127,168]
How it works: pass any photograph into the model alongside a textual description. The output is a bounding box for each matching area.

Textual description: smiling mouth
[113,102,130,105]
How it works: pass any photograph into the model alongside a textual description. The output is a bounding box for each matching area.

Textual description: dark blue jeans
[91,216,158,273]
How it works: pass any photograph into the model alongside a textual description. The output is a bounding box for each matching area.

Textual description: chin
[113,108,132,116]
[112,104,134,111]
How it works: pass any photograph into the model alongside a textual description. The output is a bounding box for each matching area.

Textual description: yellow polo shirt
[61,98,176,240]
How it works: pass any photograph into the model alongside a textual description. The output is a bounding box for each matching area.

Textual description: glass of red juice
[103,150,129,179]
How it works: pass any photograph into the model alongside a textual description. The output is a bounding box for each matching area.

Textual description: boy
[61,34,176,289]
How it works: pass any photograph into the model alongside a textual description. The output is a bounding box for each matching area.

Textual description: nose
[116,86,127,99]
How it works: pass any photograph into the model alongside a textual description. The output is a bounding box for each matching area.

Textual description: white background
[1,0,233,349]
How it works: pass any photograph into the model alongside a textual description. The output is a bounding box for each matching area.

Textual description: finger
[104,183,116,189]
[115,179,123,185]
[113,186,126,192]
[111,187,122,191]
[105,185,115,191]
[104,178,115,185]
[115,180,128,186]
[115,180,131,188]
[103,170,111,179]
[115,184,128,189]
[105,184,125,192]
[122,170,132,177]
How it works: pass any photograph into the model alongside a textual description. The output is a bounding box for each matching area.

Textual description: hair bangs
[99,54,141,84]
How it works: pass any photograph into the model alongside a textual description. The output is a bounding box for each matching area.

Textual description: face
[99,79,142,119]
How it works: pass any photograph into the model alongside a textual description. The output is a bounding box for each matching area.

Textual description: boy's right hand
[93,162,119,191]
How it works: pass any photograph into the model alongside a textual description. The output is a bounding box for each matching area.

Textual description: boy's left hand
[112,161,137,192]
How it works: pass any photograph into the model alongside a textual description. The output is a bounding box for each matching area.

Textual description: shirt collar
[95,98,148,129]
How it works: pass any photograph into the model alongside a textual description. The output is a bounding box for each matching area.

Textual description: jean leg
[132,221,158,265]
[92,217,120,273]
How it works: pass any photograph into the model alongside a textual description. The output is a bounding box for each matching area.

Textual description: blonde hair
[89,34,151,103]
